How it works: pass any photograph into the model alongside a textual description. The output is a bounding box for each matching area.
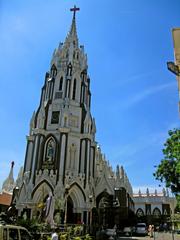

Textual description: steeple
[51,5,87,73]
[64,5,80,48]
[2,161,15,193]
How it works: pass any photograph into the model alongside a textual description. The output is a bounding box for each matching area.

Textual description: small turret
[146,188,149,196]
[120,166,124,179]
[2,161,15,193]
[116,165,120,178]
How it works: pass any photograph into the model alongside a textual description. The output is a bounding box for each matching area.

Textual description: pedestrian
[51,229,58,240]
[148,224,154,238]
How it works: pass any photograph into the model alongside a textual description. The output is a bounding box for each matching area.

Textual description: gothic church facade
[16,8,134,226]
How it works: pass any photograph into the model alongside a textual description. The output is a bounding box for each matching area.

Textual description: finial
[11,161,14,168]
[146,188,149,196]
[70,5,80,19]
[162,188,166,196]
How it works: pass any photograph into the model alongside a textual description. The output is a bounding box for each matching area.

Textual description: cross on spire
[70,5,80,19]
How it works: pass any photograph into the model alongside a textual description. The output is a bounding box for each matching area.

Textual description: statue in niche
[67,62,72,76]
[45,139,55,163]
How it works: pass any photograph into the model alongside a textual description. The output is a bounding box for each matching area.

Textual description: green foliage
[73,225,82,235]
[84,234,92,240]
[73,237,82,240]
[154,128,180,195]
[59,233,68,240]
[175,194,180,213]
[17,218,43,233]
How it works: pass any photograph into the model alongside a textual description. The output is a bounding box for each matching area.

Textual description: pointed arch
[43,136,56,163]
[136,208,144,217]
[70,182,86,202]
[96,190,112,208]
[153,207,161,217]
[39,134,59,170]
[31,179,54,199]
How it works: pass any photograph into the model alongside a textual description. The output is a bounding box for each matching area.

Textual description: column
[30,135,40,182]
[59,134,66,181]
[80,140,86,173]
[86,140,90,185]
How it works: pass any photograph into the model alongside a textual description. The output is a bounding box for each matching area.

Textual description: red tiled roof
[0,192,12,206]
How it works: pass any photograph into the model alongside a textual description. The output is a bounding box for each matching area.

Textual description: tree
[154,128,180,195]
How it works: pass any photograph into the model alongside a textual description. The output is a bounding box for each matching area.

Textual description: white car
[0,224,33,240]
[105,228,117,237]
[135,223,147,235]
[123,227,132,236]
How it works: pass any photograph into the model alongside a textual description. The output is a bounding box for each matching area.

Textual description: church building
[15,7,134,227]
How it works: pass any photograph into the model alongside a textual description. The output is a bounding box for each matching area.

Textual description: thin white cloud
[111,131,165,161]
[120,81,176,109]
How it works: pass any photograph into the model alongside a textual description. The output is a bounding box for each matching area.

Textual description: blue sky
[0,0,180,193]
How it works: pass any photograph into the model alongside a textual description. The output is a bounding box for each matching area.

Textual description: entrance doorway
[67,196,74,223]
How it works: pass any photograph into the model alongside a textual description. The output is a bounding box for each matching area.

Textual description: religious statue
[44,192,55,227]
[45,139,55,162]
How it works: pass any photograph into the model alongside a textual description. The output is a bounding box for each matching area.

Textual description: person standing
[51,229,58,240]
[148,224,154,238]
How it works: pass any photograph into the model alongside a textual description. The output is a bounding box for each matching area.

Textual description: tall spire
[2,161,15,193]
[64,5,80,48]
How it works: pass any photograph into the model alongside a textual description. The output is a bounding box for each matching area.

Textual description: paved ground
[118,232,180,240]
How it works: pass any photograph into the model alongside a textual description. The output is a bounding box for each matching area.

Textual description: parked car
[135,223,147,236]
[105,228,117,238]
[0,223,33,240]
[175,229,180,234]
[123,227,132,236]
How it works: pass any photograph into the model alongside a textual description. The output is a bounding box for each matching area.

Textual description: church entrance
[67,196,74,223]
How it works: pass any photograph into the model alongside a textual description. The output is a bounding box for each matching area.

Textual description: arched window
[44,137,56,163]
[153,208,161,218]
[72,79,76,100]
[59,77,63,91]
[136,208,144,217]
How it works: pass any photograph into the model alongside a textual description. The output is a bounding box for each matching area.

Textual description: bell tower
[16,6,134,226]
[17,6,96,224]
